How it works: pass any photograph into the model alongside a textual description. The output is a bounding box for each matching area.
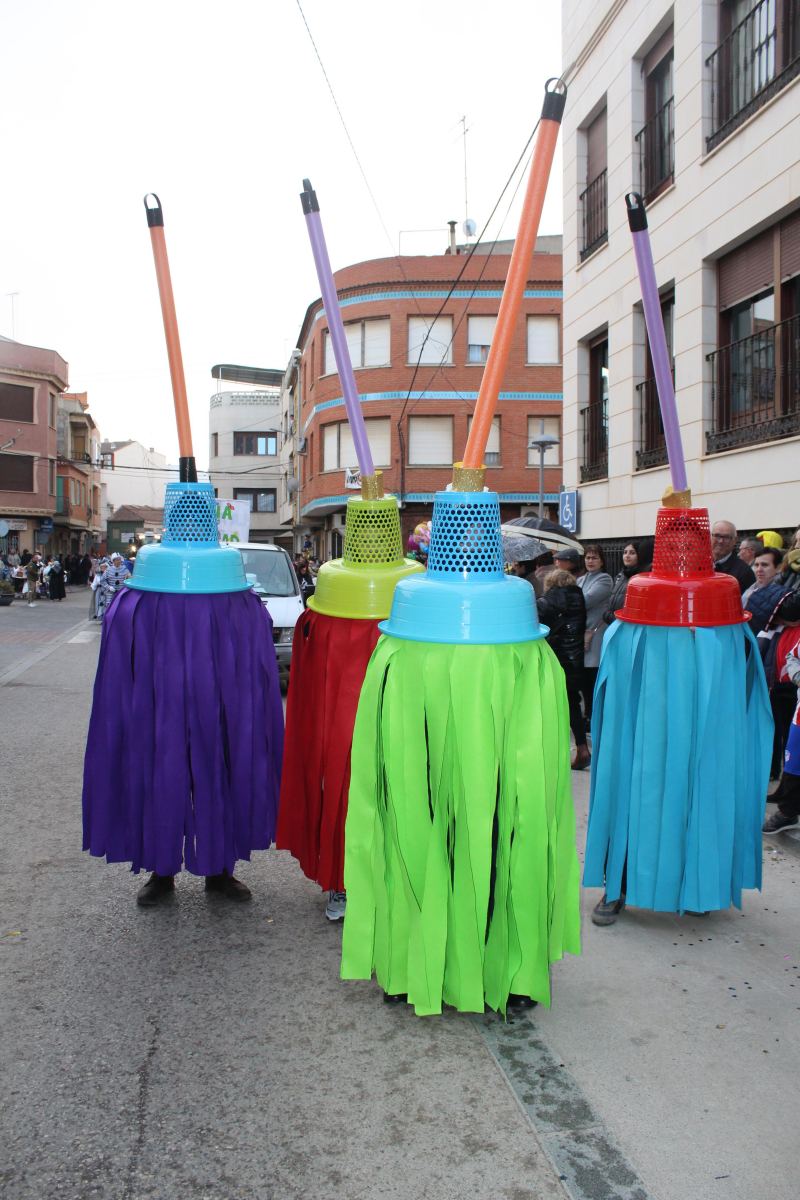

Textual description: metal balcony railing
[635,377,669,470]
[707,0,800,150]
[580,400,608,482]
[634,98,674,200]
[579,170,608,261]
[706,313,800,453]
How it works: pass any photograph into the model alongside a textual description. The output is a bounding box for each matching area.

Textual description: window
[408,416,453,465]
[233,431,278,456]
[322,418,391,471]
[211,432,218,457]
[408,316,453,365]
[0,381,34,423]
[526,316,560,364]
[467,316,496,363]
[323,318,390,374]
[636,32,674,200]
[56,476,65,513]
[466,416,501,465]
[233,488,277,513]
[48,460,55,495]
[101,452,114,469]
[580,107,608,260]
[636,292,674,469]
[49,394,57,427]
[527,417,561,466]
[581,336,609,482]
[0,454,34,491]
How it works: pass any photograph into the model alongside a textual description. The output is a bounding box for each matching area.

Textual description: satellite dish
[463,218,477,238]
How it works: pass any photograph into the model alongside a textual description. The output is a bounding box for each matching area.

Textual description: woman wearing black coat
[601,537,655,633]
[537,568,589,770]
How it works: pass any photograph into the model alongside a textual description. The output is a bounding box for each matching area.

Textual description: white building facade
[208,374,285,545]
[561,0,800,544]
[100,440,173,540]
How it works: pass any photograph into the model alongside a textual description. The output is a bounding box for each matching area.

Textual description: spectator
[760,585,800,779]
[577,544,613,725]
[553,547,582,577]
[762,645,800,835]
[90,561,107,619]
[602,538,654,632]
[742,547,784,629]
[537,568,589,770]
[7,549,20,568]
[510,550,553,599]
[757,530,785,550]
[100,553,131,615]
[47,555,66,601]
[294,558,316,607]
[712,521,754,594]
[738,536,763,566]
[24,553,41,607]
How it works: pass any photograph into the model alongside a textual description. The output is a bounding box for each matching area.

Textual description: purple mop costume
[82,586,284,876]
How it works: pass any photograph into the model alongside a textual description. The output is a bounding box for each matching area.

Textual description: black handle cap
[300,179,319,214]
[179,456,197,483]
[541,78,567,123]
[626,192,648,231]
[144,193,164,228]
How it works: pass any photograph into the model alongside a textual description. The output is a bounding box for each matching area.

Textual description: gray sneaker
[591,894,626,926]
[762,810,799,835]
[325,890,346,922]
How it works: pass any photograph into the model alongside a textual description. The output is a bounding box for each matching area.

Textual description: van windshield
[238,548,298,598]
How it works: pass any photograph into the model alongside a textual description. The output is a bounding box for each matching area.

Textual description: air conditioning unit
[297,437,307,454]
[331,512,347,529]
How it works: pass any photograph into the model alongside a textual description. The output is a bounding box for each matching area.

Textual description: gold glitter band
[452,462,486,492]
[360,471,384,500]
[661,486,693,508]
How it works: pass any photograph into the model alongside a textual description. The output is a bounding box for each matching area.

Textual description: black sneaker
[762,810,799,835]
[382,991,407,1005]
[136,873,175,907]
[507,994,538,1010]
[204,871,252,901]
[591,893,626,926]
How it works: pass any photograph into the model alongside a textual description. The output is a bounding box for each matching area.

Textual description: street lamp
[527,419,559,520]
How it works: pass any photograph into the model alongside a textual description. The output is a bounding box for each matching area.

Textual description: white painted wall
[208,389,283,540]
[101,442,172,521]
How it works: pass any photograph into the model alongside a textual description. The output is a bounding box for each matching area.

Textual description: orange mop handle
[462,81,566,469]
[144,194,194,463]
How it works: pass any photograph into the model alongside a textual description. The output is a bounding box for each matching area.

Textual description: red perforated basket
[618,507,748,628]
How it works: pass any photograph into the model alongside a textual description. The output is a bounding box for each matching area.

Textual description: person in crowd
[99,553,131,615]
[738,536,763,567]
[46,555,66,601]
[577,544,613,726]
[602,538,654,635]
[78,553,92,585]
[762,643,800,835]
[757,530,785,551]
[294,557,316,607]
[510,550,552,598]
[7,548,20,568]
[759,581,800,779]
[537,568,589,770]
[553,547,582,577]
[24,553,41,606]
[90,560,108,619]
[20,549,32,567]
[742,547,784,630]
[711,520,754,594]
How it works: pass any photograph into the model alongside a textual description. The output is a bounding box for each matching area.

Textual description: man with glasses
[711,520,755,595]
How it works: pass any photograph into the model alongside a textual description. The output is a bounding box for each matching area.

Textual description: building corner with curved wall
[291,235,565,560]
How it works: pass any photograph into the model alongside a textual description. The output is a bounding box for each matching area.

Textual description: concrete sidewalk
[2,630,798,1200]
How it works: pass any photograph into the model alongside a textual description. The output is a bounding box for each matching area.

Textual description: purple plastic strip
[303,206,374,477]
[630,226,688,494]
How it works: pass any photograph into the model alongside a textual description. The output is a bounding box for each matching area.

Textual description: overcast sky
[1,0,563,468]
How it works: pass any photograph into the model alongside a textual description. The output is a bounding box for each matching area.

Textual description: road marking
[0,617,97,686]
[68,630,101,643]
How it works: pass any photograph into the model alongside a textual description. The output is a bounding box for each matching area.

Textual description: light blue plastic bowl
[126,482,250,595]
[379,489,548,645]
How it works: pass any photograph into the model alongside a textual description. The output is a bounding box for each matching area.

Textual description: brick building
[292,239,564,558]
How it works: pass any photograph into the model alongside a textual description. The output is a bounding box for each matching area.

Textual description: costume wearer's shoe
[136,873,176,907]
[382,992,407,1005]
[762,810,799,835]
[204,871,252,901]
[325,890,347,922]
[507,994,538,1010]
[591,894,626,926]
[571,745,591,771]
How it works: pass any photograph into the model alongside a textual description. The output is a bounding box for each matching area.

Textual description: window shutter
[323,331,336,376]
[365,418,391,467]
[586,108,607,181]
[467,416,500,454]
[339,423,357,471]
[363,319,390,366]
[408,316,453,364]
[527,315,560,363]
[781,210,800,280]
[323,425,338,471]
[345,323,362,368]
[719,229,774,309]
[408,416,453,464]
[467,316,496,348]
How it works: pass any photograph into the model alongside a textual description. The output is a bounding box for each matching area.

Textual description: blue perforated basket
[127,482,250,595]
[379,490,547,645]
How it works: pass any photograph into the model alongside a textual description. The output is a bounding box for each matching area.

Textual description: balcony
[706,313,800,453]
[707,0,800,150]
[579,170,608,261]
[580,400,608,482]
[634,98,674,201]
[635,377,670,470]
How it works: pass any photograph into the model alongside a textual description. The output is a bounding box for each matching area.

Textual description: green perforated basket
[308,497,423,620]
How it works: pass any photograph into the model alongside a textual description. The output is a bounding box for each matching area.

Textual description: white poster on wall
[216,498,250,544]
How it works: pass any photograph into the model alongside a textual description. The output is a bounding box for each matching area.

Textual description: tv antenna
[460,116,475,241]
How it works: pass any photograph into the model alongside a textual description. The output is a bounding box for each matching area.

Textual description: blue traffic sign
[559,489,579,534]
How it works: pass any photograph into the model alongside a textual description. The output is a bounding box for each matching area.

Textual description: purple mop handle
[300,180,374,478]
[626,193,688,494]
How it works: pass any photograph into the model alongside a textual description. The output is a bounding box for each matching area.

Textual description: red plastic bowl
[618,570,748,627]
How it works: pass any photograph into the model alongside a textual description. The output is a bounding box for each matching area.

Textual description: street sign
[40,517,54,533]
[344,467,361,490]
[559,489,579,534]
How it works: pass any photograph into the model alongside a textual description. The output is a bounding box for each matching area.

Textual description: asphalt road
[2,592,799,1200]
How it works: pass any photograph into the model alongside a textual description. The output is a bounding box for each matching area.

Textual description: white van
[226,542,303,685]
